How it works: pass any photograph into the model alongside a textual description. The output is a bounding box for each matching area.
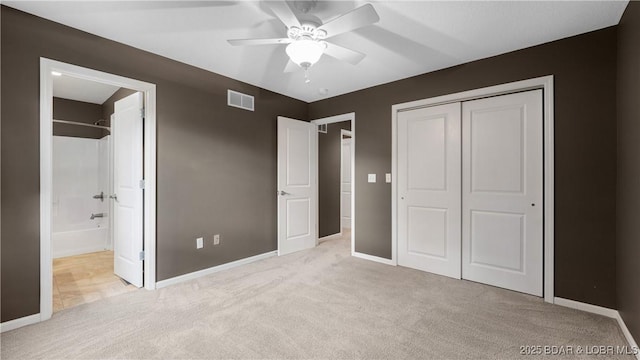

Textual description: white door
[112,92,144,287]
[340,132,352,229]
[277,117,318,256]
[397,103,461,279]
[462,90,543,296]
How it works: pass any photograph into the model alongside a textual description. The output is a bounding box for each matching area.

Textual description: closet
[397,89,543,296]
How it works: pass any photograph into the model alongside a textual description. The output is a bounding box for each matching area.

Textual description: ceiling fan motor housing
[287,23,327,41]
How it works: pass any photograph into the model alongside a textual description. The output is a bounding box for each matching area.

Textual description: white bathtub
[52,135,111,259]
[52,227,110,258]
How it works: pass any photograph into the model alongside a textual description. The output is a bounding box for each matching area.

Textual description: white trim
[143,80,158,291]
[0,314,41,333]
[353,251,396,266]
[618,314,640,359]
[40,59,54,321]
[542,77,555,304]
[391,75,555,303]
[40,58,158,323]
[555,297,640,359]
[311,113,355,257]
[312,112,355,125]
[554,297,618,318]
[319,232,342,242]
[340,129,353,235]
[156,251,277,289]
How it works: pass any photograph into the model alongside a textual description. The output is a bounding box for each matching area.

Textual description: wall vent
[318,124,328,133]
[227,90,254,111]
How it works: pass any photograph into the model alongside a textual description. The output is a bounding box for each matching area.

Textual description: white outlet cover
[386,173,392,183]
[368,174,376,183]
[196,237,204,249]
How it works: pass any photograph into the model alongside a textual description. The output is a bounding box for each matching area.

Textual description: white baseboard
[352,251,395,266]
[554,297,618,318]
[616,312,640,360]
[0,313,41,333]
[156,251,277,289]
[555,297,639,359]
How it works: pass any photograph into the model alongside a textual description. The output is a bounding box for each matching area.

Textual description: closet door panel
[462,90,543,296]
[398,102,461,279]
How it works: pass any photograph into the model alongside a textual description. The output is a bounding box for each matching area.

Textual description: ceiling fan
[227,1,380,82]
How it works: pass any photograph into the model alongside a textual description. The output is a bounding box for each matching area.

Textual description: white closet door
[462,90,543,296]
[398,103,461,279]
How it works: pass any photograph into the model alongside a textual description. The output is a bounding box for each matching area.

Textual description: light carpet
[1,235,631,359]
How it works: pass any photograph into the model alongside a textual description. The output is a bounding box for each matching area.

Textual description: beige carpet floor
[1,234,632,359]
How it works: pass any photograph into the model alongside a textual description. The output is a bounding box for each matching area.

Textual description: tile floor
[53,251,137,312]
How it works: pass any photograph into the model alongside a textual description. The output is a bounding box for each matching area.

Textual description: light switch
[385,173,392,183]
[368,174,376,183]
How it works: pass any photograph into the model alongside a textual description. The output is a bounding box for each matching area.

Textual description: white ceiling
[53,73,120,104]
[7,1,628,103]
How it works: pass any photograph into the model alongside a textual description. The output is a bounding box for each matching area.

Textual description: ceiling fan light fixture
[286,40,326,69]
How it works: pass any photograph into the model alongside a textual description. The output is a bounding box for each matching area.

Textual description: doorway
[40,58,157,320]
[276,113,355,256]
[392,76,555,303]
[340,130,353,233]
[313,114,355,253]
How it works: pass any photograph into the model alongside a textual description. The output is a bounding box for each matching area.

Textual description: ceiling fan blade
[227,38,292,46]
[283,60,299,73]
[266,1,301,29]
[323,42,366,65]
[318,4,380,38]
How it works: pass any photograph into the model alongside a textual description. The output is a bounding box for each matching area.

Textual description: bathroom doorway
[40,59,157,320]
[51,77,140,312]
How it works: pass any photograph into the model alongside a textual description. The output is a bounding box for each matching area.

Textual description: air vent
[318,124,327,133]
[227,90,254,111]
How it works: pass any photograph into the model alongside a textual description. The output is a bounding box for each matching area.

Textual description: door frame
[39,58,158,321]
[391,75,555,303]
[311,113,355,255]
[340,129,353,235]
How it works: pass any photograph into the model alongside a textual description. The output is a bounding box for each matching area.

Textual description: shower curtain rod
[53,119,111,131]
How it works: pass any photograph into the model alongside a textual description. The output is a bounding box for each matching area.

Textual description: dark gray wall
[53,97,105,139]
[0,6,307,322]
[616,0,640,343]
[309,27,618,308]
[319,121,351,237]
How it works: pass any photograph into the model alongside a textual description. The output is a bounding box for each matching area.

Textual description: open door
[112,92,144,287]
[277,116,318,256]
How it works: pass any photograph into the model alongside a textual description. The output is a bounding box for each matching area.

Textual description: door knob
[109,194,118,202]
[278,190,290,196]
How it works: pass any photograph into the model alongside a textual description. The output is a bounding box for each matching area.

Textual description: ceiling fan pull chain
[304,68,311,84]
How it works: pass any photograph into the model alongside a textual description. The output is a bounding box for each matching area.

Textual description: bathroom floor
[53,251,137,312]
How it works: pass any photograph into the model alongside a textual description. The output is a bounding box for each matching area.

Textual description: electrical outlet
[196,237,204,249]
[213,234,220,245]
